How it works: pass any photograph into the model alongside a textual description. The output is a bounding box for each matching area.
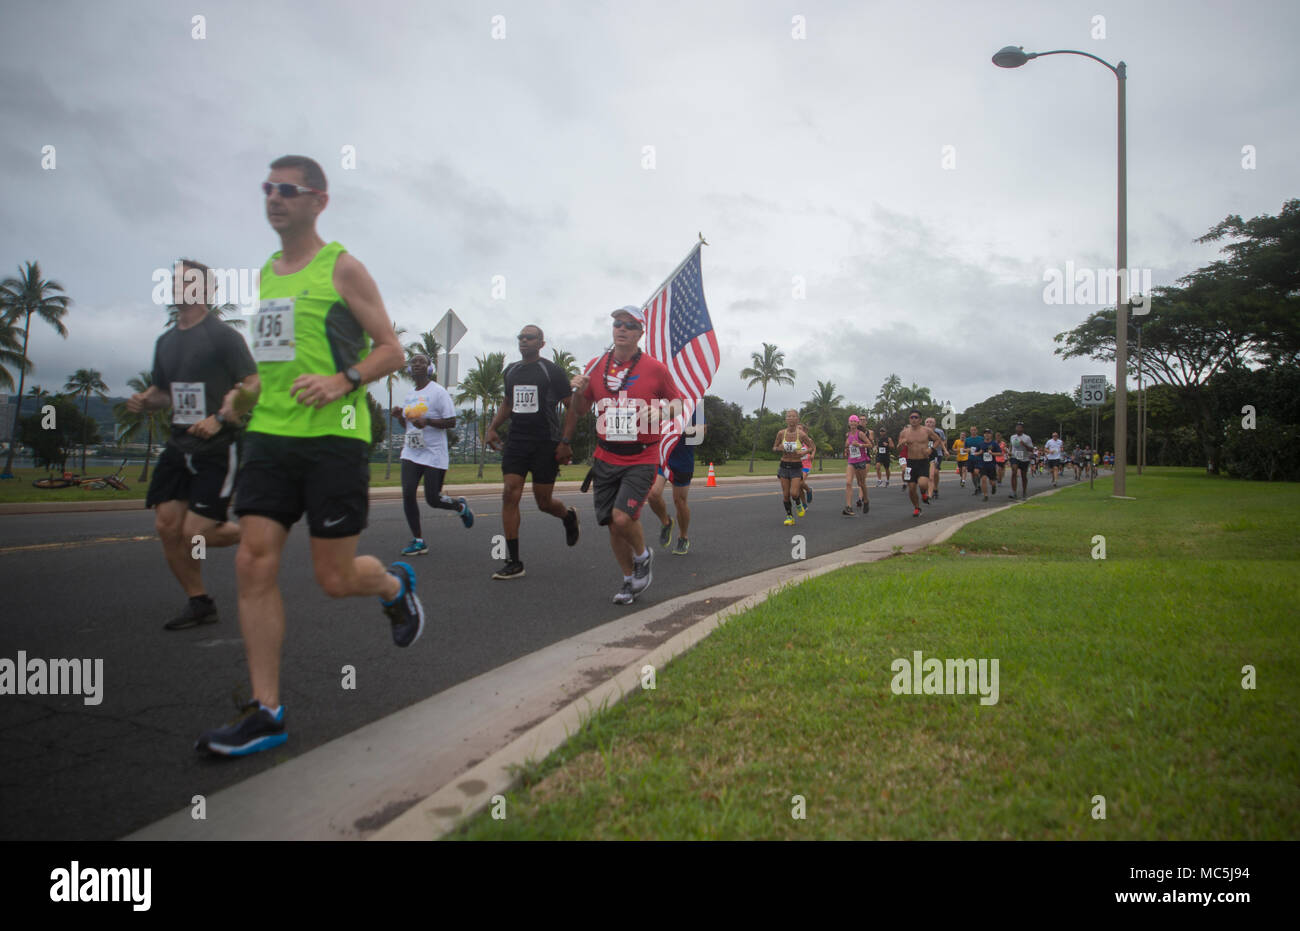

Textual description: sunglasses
[262,181,324,198]
[612,320,642,330]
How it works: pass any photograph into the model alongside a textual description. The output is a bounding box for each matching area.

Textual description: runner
[196,155,423,757]
[391,352,472,557]
[1045,431,1064,486]
[484,325,580,579]
[967,426,982,495]
[994,431,1008,486]
[967,427,1001,500]
[646,403,704,554]
[564,305,685,605]
[925,416,949,499]
[799,431,814,510]
[951,429,968,487]
[1072,445,1084,481]
[842,414,871,516]
[772,409,814,525]
[897,409,942,516]
[873,426,893,487]
[1007,421,1033,499]
[127,258,256,631]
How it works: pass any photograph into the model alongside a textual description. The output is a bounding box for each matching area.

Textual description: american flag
[585,243,718,474]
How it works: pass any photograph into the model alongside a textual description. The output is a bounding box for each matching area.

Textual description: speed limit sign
[1080,375,1107,407]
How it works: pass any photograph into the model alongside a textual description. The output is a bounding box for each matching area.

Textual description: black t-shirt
[151,312,257,453]
[503,357,572,444]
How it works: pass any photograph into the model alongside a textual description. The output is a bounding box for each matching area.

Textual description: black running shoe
[164,596,218,631]
[382,561,425,647]
[658,517,673,548]
[492,560,526,580]
[195,701,286,756]
[842,506,855,516]
[804,487,813,506]
[563,507,580,547]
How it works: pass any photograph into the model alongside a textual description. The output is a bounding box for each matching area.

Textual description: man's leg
[310,534,402,602]
[157,500,204,597]
[531,483,568,520]
[672,483,691,540]
[647,472,672,538]
[501,472,525,539]
[234,515,291,708]
[608,509,643,576]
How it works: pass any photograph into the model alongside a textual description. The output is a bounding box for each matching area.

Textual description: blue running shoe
[401,538,428,556]
[458,498,474,529]
[195,702,286,756]
[383,561,426,647]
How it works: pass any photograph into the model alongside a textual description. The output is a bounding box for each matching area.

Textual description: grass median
[452,467,1299,840]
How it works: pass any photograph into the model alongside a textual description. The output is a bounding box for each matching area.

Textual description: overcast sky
[2,0,1296,417]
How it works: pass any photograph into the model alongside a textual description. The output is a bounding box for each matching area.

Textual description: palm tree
[0,261,71,477]
[896,382,935,413]
[64,368,108,471]
[113,371,170,481]
[801,380,844,468]
[384,324,409,479]
[454,352,506,478]
[740,343,796,472]
[405,331,443,376]
[550,349,579,377]
[0,313,30,392]
[871,373,904,420]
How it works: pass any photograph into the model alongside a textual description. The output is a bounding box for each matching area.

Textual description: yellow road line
[0,534,155,556]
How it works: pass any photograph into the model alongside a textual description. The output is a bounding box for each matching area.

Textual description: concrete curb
[369,492,1051,841]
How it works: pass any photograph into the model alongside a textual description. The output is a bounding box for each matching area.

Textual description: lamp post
[993,45,1130,497]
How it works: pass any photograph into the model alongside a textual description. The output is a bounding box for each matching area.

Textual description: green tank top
[247,241,371,440]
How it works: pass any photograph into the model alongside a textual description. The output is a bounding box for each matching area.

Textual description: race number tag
[782,441,799,453]
[170,382,206,425]
[513,384,539,414]
[903,465,912,481]
[251,298,295,362]
[606,405,637,442]
[849,445,861,459]
[405,432,425,449]
[878,446,886,455]
[983,451,993,462]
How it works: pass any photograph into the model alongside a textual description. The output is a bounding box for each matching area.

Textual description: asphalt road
[0,466,1062,839]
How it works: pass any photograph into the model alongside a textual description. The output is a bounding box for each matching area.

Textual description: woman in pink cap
[842,415,872,516]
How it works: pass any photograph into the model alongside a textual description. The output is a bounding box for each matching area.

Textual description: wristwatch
[344,367,362,390]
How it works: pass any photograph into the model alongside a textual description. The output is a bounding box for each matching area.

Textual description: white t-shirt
[399,381,455,469]
[1010,433,1034,461]
[1045,438,1063,460]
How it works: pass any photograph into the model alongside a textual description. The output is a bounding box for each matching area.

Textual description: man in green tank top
[195,155,425,757]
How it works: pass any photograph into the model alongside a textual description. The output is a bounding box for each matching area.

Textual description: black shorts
[876,454,890,466]
[592,459,656,526]
[1011,458,1030,472]
[1048,458,1062,469]
[146,441,240,523]
[978,460,998,478]
[777,461,803,480]
[658,466,693,487]
[957,459,968,470]
[234,432,369,538]
[930,455,943,469]
[903,461,927,484]
[850,460,869,471]
[502,438,560,485]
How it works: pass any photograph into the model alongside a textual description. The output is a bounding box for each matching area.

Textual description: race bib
[170,382,206,425]
[983,451,993,462]
[606,405,637,442]
[251,298,295,362]
[513,384,539,414]
[878,446,886,455]
[405,432,425,449]
[782,440,799,453]
[928,440,934,450]
[849,445,861,459]
[903,465,912,481]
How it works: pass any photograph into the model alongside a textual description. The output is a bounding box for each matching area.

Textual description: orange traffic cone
[706,463,717,486]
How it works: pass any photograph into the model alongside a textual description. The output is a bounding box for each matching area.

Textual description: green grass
[452,467,1300,840]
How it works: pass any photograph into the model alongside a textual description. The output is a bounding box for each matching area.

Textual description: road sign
[432,309,467,352]
[1080,375,1107,407]
[438,352,459,388]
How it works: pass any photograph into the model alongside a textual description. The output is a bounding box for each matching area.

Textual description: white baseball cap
[611,305,645,326]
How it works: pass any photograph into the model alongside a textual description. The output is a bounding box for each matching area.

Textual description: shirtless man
[897,409,944,517]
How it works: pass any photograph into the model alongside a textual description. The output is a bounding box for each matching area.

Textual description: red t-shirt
[583,351,683,467]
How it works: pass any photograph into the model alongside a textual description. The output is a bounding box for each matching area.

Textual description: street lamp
[993,45,1131,497]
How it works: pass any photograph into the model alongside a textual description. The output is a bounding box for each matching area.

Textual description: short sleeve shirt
[151,312,257,454]
[398,381,455,469]
[503,358,572,444]
[582,351,683,467]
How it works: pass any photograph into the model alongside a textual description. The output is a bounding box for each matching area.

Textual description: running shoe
[382,561,425,647]
[563,507,580,546]
[612,580,635,605]
[631,548,653,595]
[973,486,980,496]
[856,496,863,508]
[457,498,474,528]
[983,494,989,501]
[1010,493,1018,500]
[164,596,218,631]
[922,493,930,504]
[912,507,921,517]
[195,701,286,756]
[862,499,870,514]
[492,560,526,580]
[658,517,673,548]
[804,487,813,506]
[932,489,939,499]
[795,502,806,518]
[672,538,690,556]
[401,538,429,556]
[842,506,855,516]
[992,484,997,495]
[783,515,795,526]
